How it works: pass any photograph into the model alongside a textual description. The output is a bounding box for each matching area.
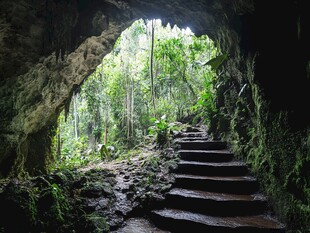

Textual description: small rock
[98,198,109,208]
[126,192,134,199]
[128,184,135,192]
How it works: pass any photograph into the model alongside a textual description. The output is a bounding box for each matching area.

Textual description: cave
[1,0,310,232]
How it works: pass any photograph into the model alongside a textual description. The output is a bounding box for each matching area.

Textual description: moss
[84,168,115,180]
[80,181,113,198]
[0,181,38,232]
[82,213,109,233]
[37,182,71,230]
[210,52,310,232]
[141,155,160,171]
[50,168,78,188]
[0,167,119,232]
[221,99,310,232]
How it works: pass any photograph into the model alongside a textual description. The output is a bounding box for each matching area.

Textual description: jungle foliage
[51,19,218,169]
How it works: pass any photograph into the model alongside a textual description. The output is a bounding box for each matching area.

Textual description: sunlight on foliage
[51,19,218,169]
[204,53,229,72]
[148,115,183,148]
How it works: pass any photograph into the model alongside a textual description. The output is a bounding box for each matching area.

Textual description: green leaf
[99,144,111,160]
[150,117,157,123]
[204,53,228,71]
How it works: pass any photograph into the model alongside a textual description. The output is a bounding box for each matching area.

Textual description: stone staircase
[150,127,285,233]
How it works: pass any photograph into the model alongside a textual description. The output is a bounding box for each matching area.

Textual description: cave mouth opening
[50,18,219,171]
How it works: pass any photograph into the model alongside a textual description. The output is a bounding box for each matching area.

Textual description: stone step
[178,140,227,150]
[173,174,259,194]
[174,160,248,176]
[150,128,285,232]
[175,136,210,141]
[151,209,285,233]
[178,149,234,162]
[176,132,207,138]
[165,188,267,216]
[182,126,204,133]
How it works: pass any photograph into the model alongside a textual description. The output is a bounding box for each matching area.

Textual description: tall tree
[150,19,156,117]
[73,93,79,139]
[53,19,218,166]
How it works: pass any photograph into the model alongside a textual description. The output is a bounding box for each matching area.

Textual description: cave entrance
[51,18,218,170]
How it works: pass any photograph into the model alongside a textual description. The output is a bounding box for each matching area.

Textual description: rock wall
[0,0,134,176]
[1,0,310,231]
[207,1,310,232]
[0,0,240,176]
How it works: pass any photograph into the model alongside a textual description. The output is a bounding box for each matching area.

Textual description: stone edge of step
[167,188,268,202]
[177,160,247,166]
[173,173,257,181]
[151,208,285,230]
[178,149,233,154]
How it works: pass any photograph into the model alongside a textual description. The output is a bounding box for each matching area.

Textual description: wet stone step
[151,209,285,233]
[165,188,267,216]
[174,160,248,176]
[178,149,234,162]
[111,218,169,233]
[175,136,210,141]
[149,129,285,232]
[176,132,207,138]
[173,174,259,194]
[178,140,227,150]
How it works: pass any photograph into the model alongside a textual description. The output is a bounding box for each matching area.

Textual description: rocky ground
[0,142,180,233]
[111,217,169,233]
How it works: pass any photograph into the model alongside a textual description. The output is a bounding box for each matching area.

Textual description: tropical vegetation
[51,19,219,169]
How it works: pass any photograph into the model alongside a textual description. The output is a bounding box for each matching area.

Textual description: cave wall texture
[0,0,234,177]
[0,0,310,231]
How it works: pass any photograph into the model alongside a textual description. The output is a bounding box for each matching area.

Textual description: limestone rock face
[0,11,131,176]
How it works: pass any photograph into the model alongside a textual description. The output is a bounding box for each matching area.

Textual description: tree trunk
[150,19,156,117]
[95,106,101,144]
[131,78,134,139]
[56,122,61,160]
[104,110,109,145]
[125,73,132,140]
[73,93,79,139]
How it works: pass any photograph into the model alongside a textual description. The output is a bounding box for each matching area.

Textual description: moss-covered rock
[0,180,37,232]
[37,183,71,231]
[81,181,113,198]
[81,213,109,233]
[209,51,310,232]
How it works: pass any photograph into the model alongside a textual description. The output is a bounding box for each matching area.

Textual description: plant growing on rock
[148,115,174,148]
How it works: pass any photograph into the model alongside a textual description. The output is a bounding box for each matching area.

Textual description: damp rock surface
[111,217,170,233]
[0,144,178,232]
